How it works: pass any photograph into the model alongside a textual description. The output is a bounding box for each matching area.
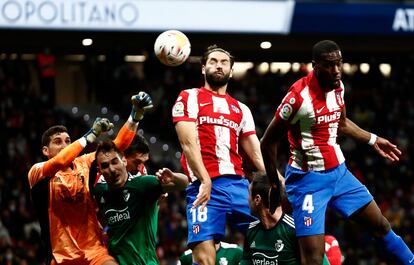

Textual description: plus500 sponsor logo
[317,111,341,124]
[199,116,239,130]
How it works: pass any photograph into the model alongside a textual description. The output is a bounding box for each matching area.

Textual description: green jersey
[179,242,243,265]
[241,214,299,265]
[241,214,330,265]
[93,174,163,265]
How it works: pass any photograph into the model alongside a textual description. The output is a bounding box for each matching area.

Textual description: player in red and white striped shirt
[172,45,265,265]
[261,40,413,265]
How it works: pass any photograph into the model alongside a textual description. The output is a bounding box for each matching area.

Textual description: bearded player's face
[203,51,233,88]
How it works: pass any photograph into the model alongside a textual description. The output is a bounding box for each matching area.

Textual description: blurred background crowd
[0,45,413,265]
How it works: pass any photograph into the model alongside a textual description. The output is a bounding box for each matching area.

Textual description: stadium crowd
[0,50,413,264]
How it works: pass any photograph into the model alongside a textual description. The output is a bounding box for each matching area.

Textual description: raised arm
[113,92,153,151]
[175,121,211,209]
[260,117,288,184]
[260,117,289,214]
[156,168,190,193]
[338,106,401,162]
[29,118,113,188]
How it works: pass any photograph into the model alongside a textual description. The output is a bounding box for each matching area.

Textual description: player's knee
[192,243,216,265]
[372,216,391,238]
[193,253,215,265]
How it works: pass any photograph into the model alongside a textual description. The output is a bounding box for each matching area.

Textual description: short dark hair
[312,40,340,62]
[124,135,149,157]
[251,173,272,209]
[41,125,68,147]
[201,44,235,67]
[95,141,122,161]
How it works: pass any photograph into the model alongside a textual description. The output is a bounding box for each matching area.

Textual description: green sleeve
[179,252,193,265]
[234,246,244,264]
[323,254,331,265]
[240,233,253,265]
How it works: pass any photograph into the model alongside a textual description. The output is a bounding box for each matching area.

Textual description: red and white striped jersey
[172,87,256,181]
[275,71,345,171]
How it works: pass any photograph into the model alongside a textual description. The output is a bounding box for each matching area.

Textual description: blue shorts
[285,163,373,237]
[186,175,257,246]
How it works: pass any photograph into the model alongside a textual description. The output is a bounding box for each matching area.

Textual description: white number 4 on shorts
[302,194,315,214]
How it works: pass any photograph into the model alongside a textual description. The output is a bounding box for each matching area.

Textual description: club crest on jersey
[279,103,293,120]
[172,102,184,117]
[275,239,284,252]
[219,257,228,265]
[230,104,240,114]
[304,216,313,227]
[123,190,130,202]
[192,224,200,234]
[335,91,343,105]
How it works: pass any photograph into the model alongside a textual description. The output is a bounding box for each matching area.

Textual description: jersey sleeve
[274,89,302,124]
[113,122,136,151]
[28,139,85,188]
[240,229,253,265]
[172,89,198,123]
[178,251,193,265]
[239,102,256,138]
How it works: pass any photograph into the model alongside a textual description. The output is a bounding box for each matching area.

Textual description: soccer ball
[154,30,191,66]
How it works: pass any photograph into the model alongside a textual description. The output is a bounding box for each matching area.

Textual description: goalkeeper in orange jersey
[28,92,153,265]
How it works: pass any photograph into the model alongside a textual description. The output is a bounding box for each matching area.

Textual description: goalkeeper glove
[84,118,114,144]
[130,92,153,122]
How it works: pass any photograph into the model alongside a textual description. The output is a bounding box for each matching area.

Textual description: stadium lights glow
[175,152,182,159]
[306,63,313,72]
[101,107,108,114]
[162,144,169,151]
[360,63,370,74]
[71,107,78,114]
[83,114,90,121]
[82,38,93,46]
[291,62,300,72]
[124,55,146,62]
[113,114,120,122]
[270,62,291,74]
[188,56,202,63]
[379,63,391,77]
[64,54,86,61]
[150,136,157,144]
[260,41,272,49]
[124,55,147,63]
[22,54,36,60]
[232,62,254,79]
[257,62,270,74]
[97,55,106,62]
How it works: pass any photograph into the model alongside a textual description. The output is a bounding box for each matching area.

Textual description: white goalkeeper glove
[130,92,153,122]
[84,118,114,144]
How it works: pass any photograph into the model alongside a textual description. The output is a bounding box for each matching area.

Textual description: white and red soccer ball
[154,30,191,66]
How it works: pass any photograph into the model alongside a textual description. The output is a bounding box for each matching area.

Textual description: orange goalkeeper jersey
[28,124,135,264]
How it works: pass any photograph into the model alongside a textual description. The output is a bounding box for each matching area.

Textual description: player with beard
[172,45,265,265]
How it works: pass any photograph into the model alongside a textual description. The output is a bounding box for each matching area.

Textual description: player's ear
[254,194,261,206]
[122,156,127,166]
[202,65,206,75]
[42,146,49,157]
[312,60,316,68]
[229,68,233,78]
